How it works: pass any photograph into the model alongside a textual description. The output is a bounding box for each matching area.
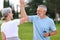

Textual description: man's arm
[20,0,29,21]
[43,31,57,37]
[1,32,6,40]
[20,0,29,24]
[20,0,34,24]
[44,20,57,37]
[20,0,27,18]
[49,31,57,36]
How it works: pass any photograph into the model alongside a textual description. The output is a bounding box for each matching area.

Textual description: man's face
[37,7,46,17]
[8,11,13,20]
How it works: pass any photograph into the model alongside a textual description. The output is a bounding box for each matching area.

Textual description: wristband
[48,33,50,36]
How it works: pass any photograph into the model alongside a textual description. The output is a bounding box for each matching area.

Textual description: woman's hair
[1,7,12,20]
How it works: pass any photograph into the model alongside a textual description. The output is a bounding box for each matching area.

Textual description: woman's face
[8,11,13,20]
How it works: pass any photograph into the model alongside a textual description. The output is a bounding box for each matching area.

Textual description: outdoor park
[0,22,60,40]
[0,0,60,40]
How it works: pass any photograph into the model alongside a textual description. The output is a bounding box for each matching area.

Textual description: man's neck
[39,15,47,19]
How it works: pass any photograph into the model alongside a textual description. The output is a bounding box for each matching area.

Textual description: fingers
[20,0,25,7]
[20,0,24,4]
[43,33,49,37]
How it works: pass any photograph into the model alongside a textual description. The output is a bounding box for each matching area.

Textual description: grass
[51,23,60,40]
[0,24,2,40]
[0,22,60,40]
[19,22,33,40]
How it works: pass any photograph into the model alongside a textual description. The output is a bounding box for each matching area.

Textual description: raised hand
[20,0,25,7]
[43,33,49,37]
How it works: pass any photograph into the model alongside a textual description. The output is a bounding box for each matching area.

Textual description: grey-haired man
[20,0,57,40]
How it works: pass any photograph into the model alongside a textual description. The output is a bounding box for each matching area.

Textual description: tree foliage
[46,0,60,14]
[4,0,10,8]
[25,0,43,15]
[3,0,18,19]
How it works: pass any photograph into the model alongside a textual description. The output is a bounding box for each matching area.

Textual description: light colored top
[28,15,56,40]
[1,19,20,38]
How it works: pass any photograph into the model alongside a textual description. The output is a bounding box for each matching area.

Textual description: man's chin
[40,15,43,17]
[37,14,43,17]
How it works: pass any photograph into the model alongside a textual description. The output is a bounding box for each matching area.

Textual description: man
[1,6,24,40]
[20,0,57,40]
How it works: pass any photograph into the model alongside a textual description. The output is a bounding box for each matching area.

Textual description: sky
[0,0,4,10]
[9,0,20,12]
[0,0,29,12]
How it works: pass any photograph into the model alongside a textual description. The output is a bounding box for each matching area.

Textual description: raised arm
[20,0,28,18]
[1,32,6,40]
[20,0,29,24]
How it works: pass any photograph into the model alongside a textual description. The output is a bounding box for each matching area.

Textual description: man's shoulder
[47,17,54,22]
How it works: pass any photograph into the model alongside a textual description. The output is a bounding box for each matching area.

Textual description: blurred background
[0,0,60,40]
[0,0,60,21]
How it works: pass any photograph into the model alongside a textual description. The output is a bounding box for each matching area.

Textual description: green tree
[27,0,60,19]
[45,0,60,19]
[4,0,10,8]
[25,0,43,15]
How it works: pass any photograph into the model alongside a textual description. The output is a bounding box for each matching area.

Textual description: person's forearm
[49,31,57,36]
[43,31,57,37]
[20,7,27,18]
[20,0,28,18]
[1,32,6,40]
[20,0,28,23]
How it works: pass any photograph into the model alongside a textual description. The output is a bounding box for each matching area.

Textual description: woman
[1,7,24,40]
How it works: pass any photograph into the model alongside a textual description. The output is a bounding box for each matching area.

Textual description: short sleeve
[1,25,5,32]
[13,19,20,25]
[28,16,35,22]
[49,19,56,31]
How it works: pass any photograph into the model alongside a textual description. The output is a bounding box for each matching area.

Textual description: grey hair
[38,5,47,12]
[1,7,12,20]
